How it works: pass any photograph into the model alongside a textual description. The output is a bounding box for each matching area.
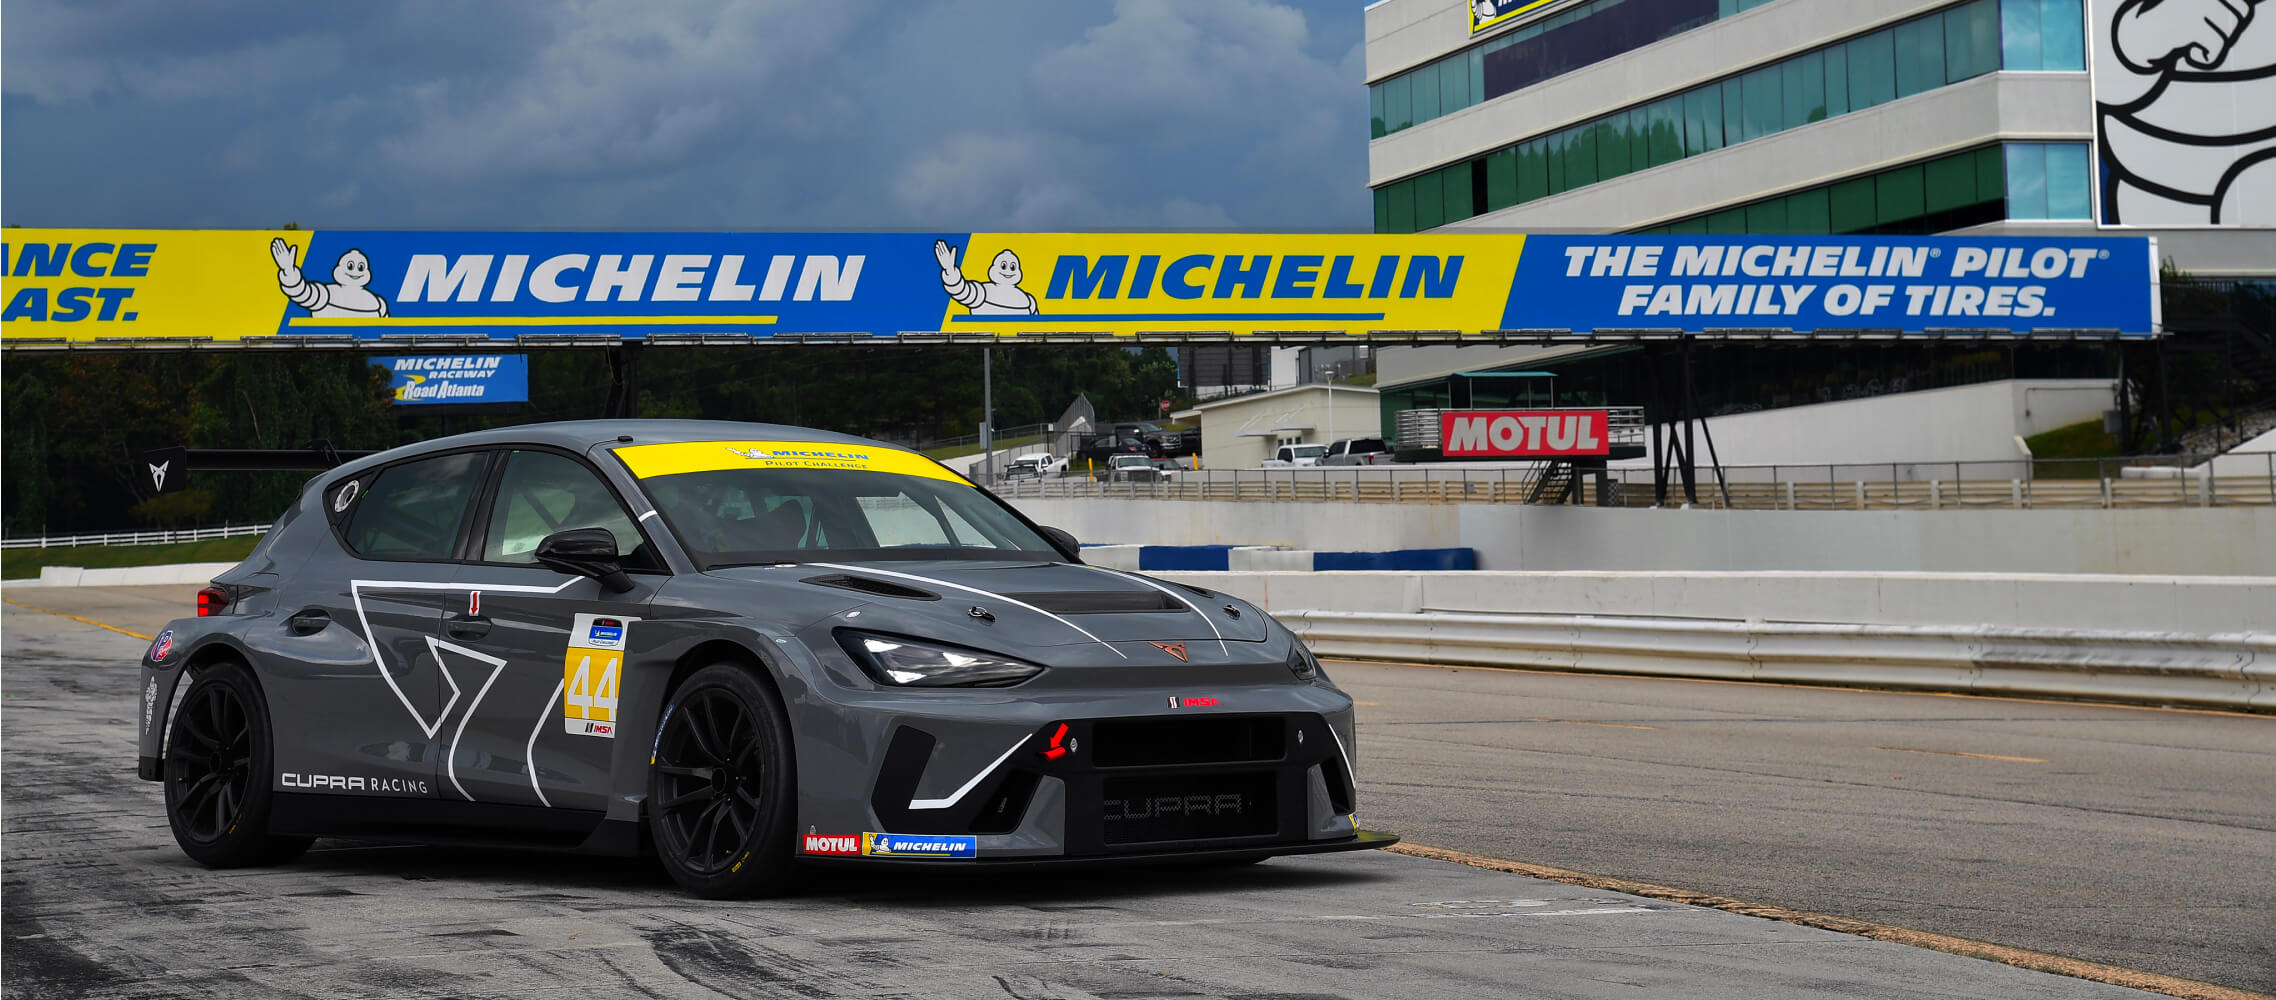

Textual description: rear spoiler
[139,441,379,496]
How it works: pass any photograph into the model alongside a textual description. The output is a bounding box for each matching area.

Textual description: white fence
[0,523,270,550]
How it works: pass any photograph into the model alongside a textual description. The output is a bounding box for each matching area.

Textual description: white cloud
[377,0,882,178]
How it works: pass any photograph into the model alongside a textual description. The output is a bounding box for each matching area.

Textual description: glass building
[1362,0,2275,452]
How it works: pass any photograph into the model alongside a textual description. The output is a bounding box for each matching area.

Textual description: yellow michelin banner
[0,228,1530,347]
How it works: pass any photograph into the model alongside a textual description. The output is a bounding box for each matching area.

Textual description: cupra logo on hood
[1149,641,1189,662]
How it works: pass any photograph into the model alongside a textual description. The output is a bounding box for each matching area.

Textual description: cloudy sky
[3,0,1372,232]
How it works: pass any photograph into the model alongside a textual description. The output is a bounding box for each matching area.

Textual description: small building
[1182,385,1383,468]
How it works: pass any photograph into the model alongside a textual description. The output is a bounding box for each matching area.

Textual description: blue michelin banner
[0,229,2163,347]
[369,354,529,406]
[1504,235,2159,335]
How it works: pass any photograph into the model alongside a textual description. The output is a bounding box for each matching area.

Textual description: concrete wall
[1162,569,2276,634]
[1624,378,2115,474]
[1010,496,2276,575]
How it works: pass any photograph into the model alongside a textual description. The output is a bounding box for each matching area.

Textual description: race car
[136,419,1393,897]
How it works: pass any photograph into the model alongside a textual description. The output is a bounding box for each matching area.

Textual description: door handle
[286,609,330,636]
[445,616,492,640]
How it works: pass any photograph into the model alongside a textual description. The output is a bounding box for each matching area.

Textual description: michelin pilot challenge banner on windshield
[0,230,2159,347]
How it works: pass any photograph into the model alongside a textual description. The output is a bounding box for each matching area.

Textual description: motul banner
[1440,409,1610,457]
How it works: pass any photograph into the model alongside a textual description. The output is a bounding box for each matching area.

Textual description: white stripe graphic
[803,563,1127,658]
[432,636,509,802]
[1091,567,1229,656]
[525,680,563,808]
[349,577,577,739]
[909,735,1032,810]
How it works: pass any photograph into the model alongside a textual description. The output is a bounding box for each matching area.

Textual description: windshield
[614,439,1062,567]
[1291,445,1326,458]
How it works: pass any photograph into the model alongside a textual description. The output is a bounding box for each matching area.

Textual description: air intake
[800,574,940,601]
[1004,590,1184,614]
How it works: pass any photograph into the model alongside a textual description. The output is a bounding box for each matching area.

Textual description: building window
[2000,0,2085,70]
[1371,0,1750,139]
[1631,142,2100,234]
[1374,0,2011,233]
[2005,143,2094,219]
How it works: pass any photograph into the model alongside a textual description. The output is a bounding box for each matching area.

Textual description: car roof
[324,419,894,480]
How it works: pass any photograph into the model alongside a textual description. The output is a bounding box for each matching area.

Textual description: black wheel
[164,662,312,867]
[647,662,796,898]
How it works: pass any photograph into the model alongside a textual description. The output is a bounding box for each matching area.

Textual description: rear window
[340,452,487,561]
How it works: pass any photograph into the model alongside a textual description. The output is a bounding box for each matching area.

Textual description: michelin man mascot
[933,240,1037,315]
[2095,0,2276,223]
[270,239,390,318]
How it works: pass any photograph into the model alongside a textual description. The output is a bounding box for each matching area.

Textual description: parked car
[1318,437,1396,466]
[1108,422,1179,457]
[1148,459,1184,479]
[1100,453,1162,482]
[1261,444,1328,467]
[1000,453,1066,481]
[134,419,1391,898]
[1074,434,1148,465]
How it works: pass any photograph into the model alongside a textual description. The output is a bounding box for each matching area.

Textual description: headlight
[1288,643,1319,680]
[836,632,1044,687]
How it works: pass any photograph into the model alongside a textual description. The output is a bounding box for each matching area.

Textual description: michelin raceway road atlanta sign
[0,230,2160,348]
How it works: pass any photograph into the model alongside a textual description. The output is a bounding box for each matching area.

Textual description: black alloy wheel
[647,662,795,898]
[164,662,311,867]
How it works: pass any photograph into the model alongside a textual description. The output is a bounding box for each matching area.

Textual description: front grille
[1100,772,1276,844]
[1091,717,1284,768]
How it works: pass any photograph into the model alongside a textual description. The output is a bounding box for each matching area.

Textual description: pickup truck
[1260,444,1327,467]
[1317,437,1397,466]
[1096,453,1163,482]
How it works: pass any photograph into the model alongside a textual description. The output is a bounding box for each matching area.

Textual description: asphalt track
[3,585,2267,999]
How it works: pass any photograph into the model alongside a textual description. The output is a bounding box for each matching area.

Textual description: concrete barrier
[1156,570,2276,711]
[9,562,240,589]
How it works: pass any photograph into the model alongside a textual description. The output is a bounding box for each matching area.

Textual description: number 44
[566,655,621,722]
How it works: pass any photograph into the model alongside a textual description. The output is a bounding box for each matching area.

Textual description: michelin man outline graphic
[270,238,391,318]
[2093,0,2276,224]
[933,240,1036,316]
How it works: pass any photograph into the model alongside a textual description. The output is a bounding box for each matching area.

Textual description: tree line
[1,345,1181,534]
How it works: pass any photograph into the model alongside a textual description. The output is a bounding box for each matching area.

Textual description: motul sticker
[802,833,861,856]
[1439,410,1610,457]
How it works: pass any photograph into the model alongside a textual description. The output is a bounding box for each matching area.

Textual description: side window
[481,451,652,568]
[342,453,487,561]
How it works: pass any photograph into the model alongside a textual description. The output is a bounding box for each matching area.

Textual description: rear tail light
[196,587,230,617]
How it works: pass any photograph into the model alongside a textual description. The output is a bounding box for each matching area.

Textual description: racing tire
[164,661,313,867]
[647,662,797,899]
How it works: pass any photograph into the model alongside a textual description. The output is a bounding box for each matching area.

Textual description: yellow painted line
[288,315,777,327]
[1,598,154,640]
[1875,746,2047,763]
[1533,716,1658,730]
[1386,842,2266,1000]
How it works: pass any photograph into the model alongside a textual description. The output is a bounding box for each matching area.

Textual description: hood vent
[801,574,940,602]
[1004,590,1185,614]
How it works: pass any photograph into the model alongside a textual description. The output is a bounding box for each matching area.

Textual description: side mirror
[535,527,636,594]
[1039,525,1082,563]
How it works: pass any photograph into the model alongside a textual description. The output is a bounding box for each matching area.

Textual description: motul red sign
[1439,410,1610,457]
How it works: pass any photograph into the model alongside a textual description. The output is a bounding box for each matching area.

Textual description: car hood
[698,559,1273,648]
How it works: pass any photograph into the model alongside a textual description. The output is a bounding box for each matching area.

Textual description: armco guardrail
[1276,610,2272,711]
[993,452,2276,509]
[0,523,270,550]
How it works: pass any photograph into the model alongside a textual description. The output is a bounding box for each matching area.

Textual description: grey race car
[136,419,1393,897]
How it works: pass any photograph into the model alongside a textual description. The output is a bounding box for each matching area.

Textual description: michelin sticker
[564,613,637,738]
[862,832,978,859]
